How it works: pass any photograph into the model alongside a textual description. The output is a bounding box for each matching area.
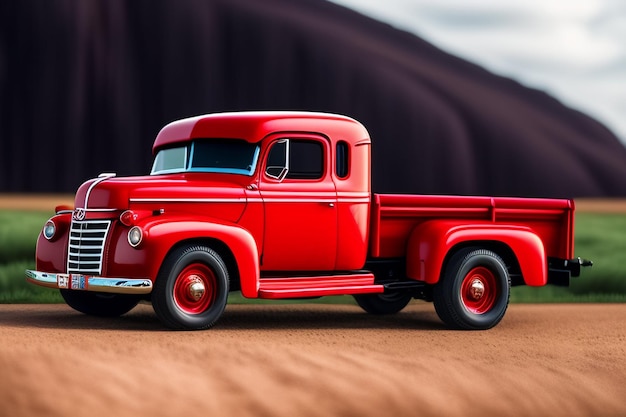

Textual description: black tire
[354,291,412,315]
[433,248,510,330]
[60,290,140,317]
[152,245,229,330]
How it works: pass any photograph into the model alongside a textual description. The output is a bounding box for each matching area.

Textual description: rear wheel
[152,245,229,330]
[354,291,412,315]
[433,248,510,330]
[60,290,140,317]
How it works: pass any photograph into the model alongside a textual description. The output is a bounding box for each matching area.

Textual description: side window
[265,139,324,181]
[288,140,323,179]
[336,141,349,179]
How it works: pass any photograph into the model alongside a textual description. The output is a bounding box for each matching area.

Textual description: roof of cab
[152,111,370,154]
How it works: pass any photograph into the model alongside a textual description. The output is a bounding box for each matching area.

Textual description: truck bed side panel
[369,194,574,260]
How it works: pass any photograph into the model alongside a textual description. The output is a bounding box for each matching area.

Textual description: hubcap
[461,266,498,314]
[468,278,485,300]
[173,264,217,314]
[188,275,206,301]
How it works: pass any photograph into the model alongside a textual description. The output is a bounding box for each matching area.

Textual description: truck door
[258,134,337,271]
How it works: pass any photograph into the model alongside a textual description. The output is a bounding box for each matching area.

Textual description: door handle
[329,203,335,208]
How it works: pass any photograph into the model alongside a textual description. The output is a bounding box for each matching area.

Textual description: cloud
[330,0,626,144]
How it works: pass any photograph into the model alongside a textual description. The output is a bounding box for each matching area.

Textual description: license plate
[70,274,89,290]
[57,274,69,289]
[57,273,89,290]
[57,274,89,291]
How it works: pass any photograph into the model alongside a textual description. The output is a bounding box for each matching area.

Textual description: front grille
[67,220,111,275]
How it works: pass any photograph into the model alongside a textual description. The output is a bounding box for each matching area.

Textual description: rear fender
[128,215,261,297]
[406,221,547,286]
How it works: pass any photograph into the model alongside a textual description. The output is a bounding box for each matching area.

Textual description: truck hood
[75,173,249,223]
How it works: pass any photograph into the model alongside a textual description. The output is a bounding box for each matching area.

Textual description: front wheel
[152,245,229,330]
[433,248,510,330]
[60,290,140,317]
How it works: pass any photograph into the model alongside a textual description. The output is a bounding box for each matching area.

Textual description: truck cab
[146,111,373,272]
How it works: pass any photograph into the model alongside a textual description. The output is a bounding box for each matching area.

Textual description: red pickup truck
[27,112,591,330]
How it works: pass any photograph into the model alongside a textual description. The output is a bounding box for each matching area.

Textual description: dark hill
[1,0,625,197]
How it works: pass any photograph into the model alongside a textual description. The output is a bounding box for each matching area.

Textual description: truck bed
[369,194,575,260]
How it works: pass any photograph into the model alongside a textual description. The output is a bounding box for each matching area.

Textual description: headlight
[128,226,143,247]
[43,220,56,240]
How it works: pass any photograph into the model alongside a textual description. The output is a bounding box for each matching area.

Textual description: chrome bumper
[26,270,153,295]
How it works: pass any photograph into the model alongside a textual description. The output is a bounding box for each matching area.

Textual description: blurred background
[332,0,626,146]
[1,0,625,301]
[2,0,626,197]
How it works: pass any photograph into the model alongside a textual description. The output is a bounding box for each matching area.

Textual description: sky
[330,0,626,145]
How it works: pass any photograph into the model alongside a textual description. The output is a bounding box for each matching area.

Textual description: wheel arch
[140,216,261,297]
[406,220,547,286]
[161,238,241,292]
[439,241,523,286]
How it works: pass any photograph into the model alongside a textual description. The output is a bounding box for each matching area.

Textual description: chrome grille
[67,220,111,275]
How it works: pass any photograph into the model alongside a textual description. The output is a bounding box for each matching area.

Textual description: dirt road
[0,303,624,417]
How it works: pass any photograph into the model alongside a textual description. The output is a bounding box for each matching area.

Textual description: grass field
[0,211,64,302]
[1,210,625,304]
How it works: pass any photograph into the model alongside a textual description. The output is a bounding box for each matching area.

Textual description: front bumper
[26,270,153,295]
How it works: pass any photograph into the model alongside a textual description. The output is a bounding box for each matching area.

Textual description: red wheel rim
[460,266,498,314]
[173,263,217,314]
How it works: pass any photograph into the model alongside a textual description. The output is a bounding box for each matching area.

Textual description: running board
[258,272,384,299]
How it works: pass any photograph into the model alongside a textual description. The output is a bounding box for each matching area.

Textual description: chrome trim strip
[337,198,371,203]
[130,195,370,205]
[260,191,337,197]
[82,208,118,212]
[84,173,116,209]
[259,198,337,203]
[26,270,153,295]
[337,192,370,198]
[246,198,369,204]
[130,198,247,203]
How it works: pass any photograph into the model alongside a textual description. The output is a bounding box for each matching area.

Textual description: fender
[34,212,72,273]
[406,220,547,286]
[114,214,261,297]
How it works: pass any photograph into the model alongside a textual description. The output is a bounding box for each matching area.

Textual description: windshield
[151,139,260,176]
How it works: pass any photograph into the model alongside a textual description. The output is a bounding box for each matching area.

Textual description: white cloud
[330,0,626,144]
